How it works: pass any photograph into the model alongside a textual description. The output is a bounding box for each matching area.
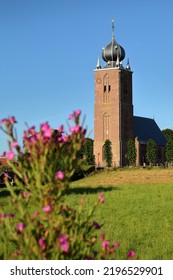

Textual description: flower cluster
[0,111,136,260]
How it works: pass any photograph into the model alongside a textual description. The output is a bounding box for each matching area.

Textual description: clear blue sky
[0,0,173,154]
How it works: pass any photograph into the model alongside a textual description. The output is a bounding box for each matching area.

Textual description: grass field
[0,167,173,259]
[68,168,173,260]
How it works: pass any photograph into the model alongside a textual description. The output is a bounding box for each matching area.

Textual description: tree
[166,139,173,165]
[146,139,157,167]
[80,138,95,165]
[162,129,173,141]
[127,139,137,166]
[103,139,113,167]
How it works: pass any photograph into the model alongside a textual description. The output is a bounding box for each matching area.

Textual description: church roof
[134,116,167,146]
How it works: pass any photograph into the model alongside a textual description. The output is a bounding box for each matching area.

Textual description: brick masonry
[94,67,133,167]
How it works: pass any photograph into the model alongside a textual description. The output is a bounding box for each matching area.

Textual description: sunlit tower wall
[94,21,133,167]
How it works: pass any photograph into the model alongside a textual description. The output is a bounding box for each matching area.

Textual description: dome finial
[102,20,125,68]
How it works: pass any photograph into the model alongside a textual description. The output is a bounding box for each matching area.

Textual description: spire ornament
[112,19,115,38]
[102,19,125,68]
[96,56,101,69]
[126,58,131,71]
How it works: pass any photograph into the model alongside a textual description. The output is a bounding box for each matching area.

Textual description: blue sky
[0,0,173,154]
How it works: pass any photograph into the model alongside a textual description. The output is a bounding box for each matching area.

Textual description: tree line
[81,129,173,167]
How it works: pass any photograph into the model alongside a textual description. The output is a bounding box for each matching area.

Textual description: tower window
[108,85,111,92]
[104,85,106,92]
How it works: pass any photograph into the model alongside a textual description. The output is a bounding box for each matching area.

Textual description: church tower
[94,21,133,167]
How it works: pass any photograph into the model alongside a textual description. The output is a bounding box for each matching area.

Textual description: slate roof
[134,116,167,146]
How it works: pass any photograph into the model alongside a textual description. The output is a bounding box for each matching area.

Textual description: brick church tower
[94,21,133,167]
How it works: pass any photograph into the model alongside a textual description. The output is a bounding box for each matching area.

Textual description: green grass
[67,169,173,260]
[1,168,173,259]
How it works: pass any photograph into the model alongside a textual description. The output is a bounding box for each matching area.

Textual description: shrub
[103,140,113,167]
[166,139,173,165]
[0,112,135,260]
[146,139,156,167]
[127,139,137,166]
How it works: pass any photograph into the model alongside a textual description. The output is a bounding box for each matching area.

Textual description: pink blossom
[16,223,26,233]
[9,116,17,124]
[74,110,81,116]
[24,126,36,136]
[21,191,30,198]
[69,125,81,133]
[0,213,15,219]
[7,214,15,219]
[33,211,39,218]
[0,214,7,219]
[11,141,18,148]
[128,250,135,258]
[39,238,46,248]
[42,205,51,212]
[55,171,64,180]
[58,125,64,133]
[98,193,105,203]
[100,233,105,240]
[1,116,16,125]
[59,234,69,252]
[68,113,74,120]
[41,122,52,138]
[5,150,15,160]
[102,240,110,249]
[57,135,67,143]
[114,242,120,247]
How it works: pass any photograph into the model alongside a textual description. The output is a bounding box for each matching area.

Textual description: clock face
[96,78,102,84]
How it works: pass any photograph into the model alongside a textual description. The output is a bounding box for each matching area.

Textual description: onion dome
[102,20,125,68]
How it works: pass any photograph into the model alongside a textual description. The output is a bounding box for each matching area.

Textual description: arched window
[103,112,110,141]
[103,74,110,103]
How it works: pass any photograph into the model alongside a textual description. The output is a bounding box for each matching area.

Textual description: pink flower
[0,214,7,219]
[128,250,135,258]
[74,110,81,116]
[58,125,64,133]
[102,240,110,249]
[58,135,67,143]
[5,150,15,160]
[11,141,18,148]
[1,116,16,125]
[98,193,105,203]
[68,113,74,120]
[16,223,26,233]
[42,205,51,212]
[114,242,120,247]
[69,125,81,133]
[9,116,17,124]
[59,234,69,252]
[21,191,30,198]
[33,211,39,218]
[40,122,52,138]
[7,214,15,219]
[55,171,64,180]
[100,233,105,240]
[39,238,46,248]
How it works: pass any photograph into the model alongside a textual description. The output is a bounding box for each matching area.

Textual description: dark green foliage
[162,129,173,141]
[146,139,157,167]
[127,139,137,166]
[80,138,95,165]
[166,139,173,164]
[103,139,113,167]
